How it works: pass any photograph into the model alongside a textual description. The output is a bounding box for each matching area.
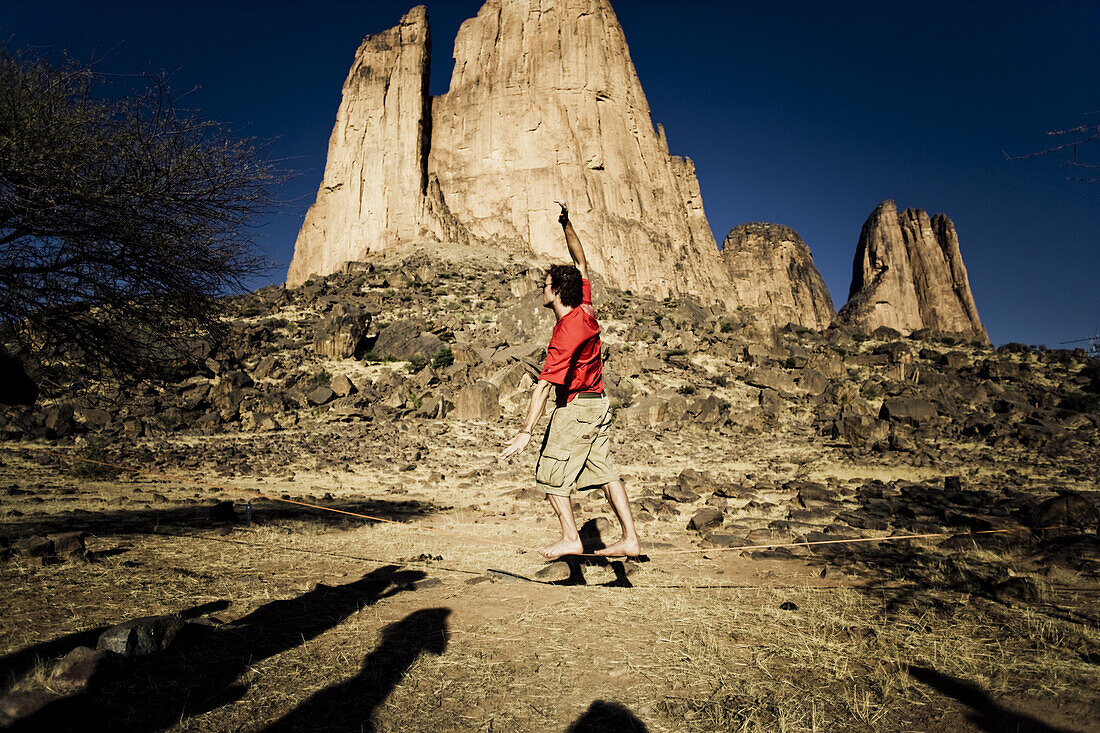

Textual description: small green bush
[407,354,428,372]
[677,384,696,395]
[720,321,735,333]
[431,346,454,369]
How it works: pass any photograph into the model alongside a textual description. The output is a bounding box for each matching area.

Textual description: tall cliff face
[720,223,835,331]
[287,7,434,286]
[428,0,723,298]
[287,0,724,300]
[839,201,988,342]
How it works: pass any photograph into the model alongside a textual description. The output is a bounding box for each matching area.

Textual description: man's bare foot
[594,536,641,558]
[538,537,583,559]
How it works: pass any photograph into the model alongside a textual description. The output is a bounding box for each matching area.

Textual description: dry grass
[2,414,1098,731]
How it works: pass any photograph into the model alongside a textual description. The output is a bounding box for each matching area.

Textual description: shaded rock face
[839,201,987,342]
[720,223,835,330]
[287,0,725,302]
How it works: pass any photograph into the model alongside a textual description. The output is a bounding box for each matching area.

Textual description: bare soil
[2,417,1098,732]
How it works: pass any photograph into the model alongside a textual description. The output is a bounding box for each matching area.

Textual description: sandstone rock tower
[839,201,988,342]
[287,1,724,300]
[287,7,434,286]
[720,223,835,330]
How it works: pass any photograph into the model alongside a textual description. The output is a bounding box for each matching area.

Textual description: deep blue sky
[4,1,1097,346]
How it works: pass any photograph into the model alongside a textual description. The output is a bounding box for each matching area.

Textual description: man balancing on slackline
[498,202,641,560]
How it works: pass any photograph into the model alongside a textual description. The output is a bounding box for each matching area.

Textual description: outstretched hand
[498,432,532,460]
[555,200,569,225]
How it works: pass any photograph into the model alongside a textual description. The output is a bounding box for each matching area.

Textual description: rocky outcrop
[428,0,723,298]
[287,7,437,286]
[839,201,988,343]
[720,223,835,330]
[287,1,725,301]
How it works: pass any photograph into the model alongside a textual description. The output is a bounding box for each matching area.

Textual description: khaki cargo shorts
[535,394,619,497]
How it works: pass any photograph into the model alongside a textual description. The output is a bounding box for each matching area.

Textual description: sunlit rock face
[288,0,725,301]
[839,200,988,342]
[720,223,835,331]
[287,7,434,287]
[428,0,723,299]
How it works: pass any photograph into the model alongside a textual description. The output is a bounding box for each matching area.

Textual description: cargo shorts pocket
[535,445,573,488]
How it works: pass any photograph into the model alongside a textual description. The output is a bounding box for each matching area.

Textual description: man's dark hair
[547,264,583,307]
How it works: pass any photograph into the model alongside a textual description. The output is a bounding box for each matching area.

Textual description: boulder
[313,303,370,359]
[452,381,500,421]
[372,320,444,362]
[620,392,689,427]
[744,368,796,393]
[677,469,716,493]
[879,398,937,426]
[688,508,724,532]
[329,373,357,397]
[41,404,75,438]
[833,410,889,449]
[1032,492,1098,534]
[46,531,86,560]
[307,386,336,406]
[97,615,184,657]
[49,646,105,691]
[663,486,700,503]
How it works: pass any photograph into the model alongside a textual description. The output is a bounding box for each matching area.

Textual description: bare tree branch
[1004,115,1100,182]
[0,48,284,393]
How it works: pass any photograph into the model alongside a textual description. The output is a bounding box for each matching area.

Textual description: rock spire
[287,0,724,300]
[839,201,987,342]
[287,7,434,287]
[720,223,835,330]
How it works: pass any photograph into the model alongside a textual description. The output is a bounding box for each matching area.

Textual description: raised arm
[556,201,588,281]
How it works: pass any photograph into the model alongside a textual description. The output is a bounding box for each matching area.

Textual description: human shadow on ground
[12,566,426,732]
[907,665,1084,733]
[565,700,650,732]
[0,600,229,693]
[0,494,445,541]
[263,607,451,732]
[549,557,637,588]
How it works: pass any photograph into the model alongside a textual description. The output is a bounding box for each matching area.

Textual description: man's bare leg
[594,479,641,557]
[539,493,584,559]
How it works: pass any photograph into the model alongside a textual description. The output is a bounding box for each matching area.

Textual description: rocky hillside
[4,248,1096,470]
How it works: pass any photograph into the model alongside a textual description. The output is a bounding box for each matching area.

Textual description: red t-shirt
[538,279,603,405]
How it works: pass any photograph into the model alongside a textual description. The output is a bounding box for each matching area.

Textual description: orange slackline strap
[8,445,1057,560]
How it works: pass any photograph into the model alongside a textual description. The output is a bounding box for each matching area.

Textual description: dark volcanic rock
[677,469,716,493]
[372,320,443,361]
[1032,492,1098,534]
[688,508,724,532]
[879,398,937,426]
[663,485,701,503]
[49,646,104,691]
[97,615,184,656]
